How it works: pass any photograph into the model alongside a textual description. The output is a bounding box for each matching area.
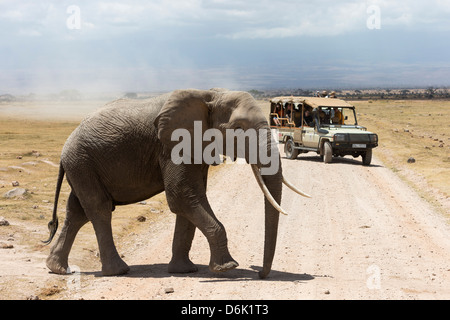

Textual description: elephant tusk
[251,165,288,216]
[282,176,312,198]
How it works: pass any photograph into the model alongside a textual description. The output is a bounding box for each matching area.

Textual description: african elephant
[43,89,309,279]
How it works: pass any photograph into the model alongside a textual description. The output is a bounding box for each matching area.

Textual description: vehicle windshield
[317,107,357,127]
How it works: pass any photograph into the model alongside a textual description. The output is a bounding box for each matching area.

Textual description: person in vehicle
[272,115,281,126]
[285,103,293,122]
[319,110,328,124]
[271,103,282,126]
[331,107,343,124]
[303,109,314,126]
[293,105,302,127]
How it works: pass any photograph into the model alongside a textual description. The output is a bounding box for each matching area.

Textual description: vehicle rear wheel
[284,139,299,159]
[362,149,372,166]
[323,141,332,163]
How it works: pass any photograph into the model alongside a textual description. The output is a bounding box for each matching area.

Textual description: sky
[1,0,450,94]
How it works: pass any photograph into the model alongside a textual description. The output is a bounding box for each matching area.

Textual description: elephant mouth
[250,164,311,215]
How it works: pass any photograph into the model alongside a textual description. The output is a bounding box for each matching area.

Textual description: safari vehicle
[269,95,378,165]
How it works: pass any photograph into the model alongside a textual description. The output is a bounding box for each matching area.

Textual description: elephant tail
[42,164,64,245]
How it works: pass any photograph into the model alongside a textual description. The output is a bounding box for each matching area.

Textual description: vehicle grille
[348,134,370,143]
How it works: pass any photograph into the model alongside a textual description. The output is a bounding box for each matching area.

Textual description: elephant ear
[154,89,214,151]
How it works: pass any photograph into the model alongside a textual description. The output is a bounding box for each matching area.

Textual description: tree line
[248,87,450,100]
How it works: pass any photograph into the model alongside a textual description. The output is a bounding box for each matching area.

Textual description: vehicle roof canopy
[270,96,353,109]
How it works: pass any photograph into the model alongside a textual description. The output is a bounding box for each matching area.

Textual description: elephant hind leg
[46,192,88,274]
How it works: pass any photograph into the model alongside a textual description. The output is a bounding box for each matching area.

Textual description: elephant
[43,88,309,279]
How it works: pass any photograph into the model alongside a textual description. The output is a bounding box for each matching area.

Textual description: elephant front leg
[90,213,130,276]
[163,163,238,274]
[81,197,130,276]
[197,210,239,273]
[168,215,198,273]
[169,197,238,274]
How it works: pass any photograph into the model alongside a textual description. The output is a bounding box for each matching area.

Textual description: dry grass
[0,119,77,247]
[352,99,449,213]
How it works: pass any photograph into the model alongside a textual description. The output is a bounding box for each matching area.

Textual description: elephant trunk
[251,162,282,279]
[250,124,283,279]
[250,125,309,278]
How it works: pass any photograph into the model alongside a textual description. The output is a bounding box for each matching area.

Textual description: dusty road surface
[43,149,449,300]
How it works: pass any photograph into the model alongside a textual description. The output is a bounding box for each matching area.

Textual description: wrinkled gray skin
[45,89,282,279]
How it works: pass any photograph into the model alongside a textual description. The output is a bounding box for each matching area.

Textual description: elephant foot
[101,256,130,276]
[209,253,239,273]
[168,257,198,274]
[46,254,70,275]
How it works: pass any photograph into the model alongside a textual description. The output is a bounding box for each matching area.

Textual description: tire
[362,149,372,166]
[323,141,332,163]
[284,139,298,159]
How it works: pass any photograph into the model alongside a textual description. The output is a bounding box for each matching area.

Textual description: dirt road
[44,149,447,300]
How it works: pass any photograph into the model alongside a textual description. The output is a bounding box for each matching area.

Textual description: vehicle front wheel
[362,149,372,166]
[323,141,332,163]
[284,139,299,159]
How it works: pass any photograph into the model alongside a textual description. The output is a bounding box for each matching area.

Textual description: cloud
[222,0,450,39]
[2,0,450,39]
[223,2,366,39]
[1,0,450,93]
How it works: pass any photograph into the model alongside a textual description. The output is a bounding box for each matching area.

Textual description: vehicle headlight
[334,134,347,142]
[369,134,378,143]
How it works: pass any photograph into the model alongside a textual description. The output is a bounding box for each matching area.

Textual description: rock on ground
[3,188,29,199]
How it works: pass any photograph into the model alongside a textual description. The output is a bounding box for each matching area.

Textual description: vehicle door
[302,107,319,148]
[292,103,303,144]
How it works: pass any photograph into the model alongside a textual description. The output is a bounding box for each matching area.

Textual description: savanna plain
[0,97,449,300]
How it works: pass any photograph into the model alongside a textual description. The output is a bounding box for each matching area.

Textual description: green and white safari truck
[269,95,378,165]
